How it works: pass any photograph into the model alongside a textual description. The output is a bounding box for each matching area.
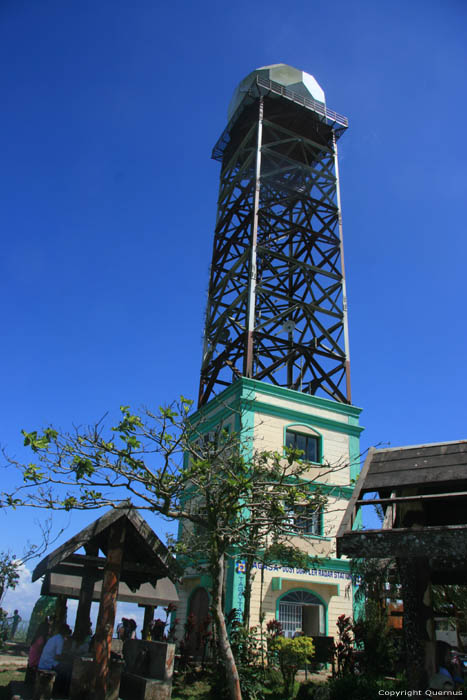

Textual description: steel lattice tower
[199,64,351,407]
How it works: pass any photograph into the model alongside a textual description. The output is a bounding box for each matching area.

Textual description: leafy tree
[351,557,399,615]
[432,584,467,651]
[2,399,348,700]
[0,553,20,608]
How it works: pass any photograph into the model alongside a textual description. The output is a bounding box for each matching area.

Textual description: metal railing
[256,75,348,128]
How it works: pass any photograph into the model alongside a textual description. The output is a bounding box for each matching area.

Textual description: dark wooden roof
[336,440,467,581]
[359,440,467,494]
[33,507,182,591]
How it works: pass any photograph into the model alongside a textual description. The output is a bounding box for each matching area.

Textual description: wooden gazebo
[32,507,181,699]
[336,440,467,689]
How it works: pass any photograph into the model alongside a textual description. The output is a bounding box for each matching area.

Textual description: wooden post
[142,605,155,640]
[74,543,98,642]
[54,595,67,631]
[398,557,436,690]
[94,518,126,700]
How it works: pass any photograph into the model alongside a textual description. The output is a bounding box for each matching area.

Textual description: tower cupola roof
[228,63,325,122]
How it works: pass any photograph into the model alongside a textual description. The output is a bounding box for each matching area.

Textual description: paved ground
[296,667,331,683]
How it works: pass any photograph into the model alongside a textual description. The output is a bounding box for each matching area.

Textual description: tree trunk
[242,555,254,629]
[211,549,242,700]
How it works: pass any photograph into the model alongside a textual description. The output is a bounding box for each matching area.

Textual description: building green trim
[251,556,351,573]
[318,557,351,572]
[239,384,256,458]
[227,384,256,618]
[190,380,243,423]
[252,399,364,438]
[190,377,363,425]
[309,482,355,499]
[290,533,331,542]
[271,577,340,597]
[187,379,363,445]
[243,378,362,419]
[349,434,361,483]
[189,401,242,436]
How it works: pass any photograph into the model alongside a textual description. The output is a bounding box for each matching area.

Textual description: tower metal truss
[199,72,352,407]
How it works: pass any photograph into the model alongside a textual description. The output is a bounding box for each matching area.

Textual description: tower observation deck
[199,64,351,407]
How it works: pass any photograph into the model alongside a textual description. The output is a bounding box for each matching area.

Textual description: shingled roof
[354,440,467,495]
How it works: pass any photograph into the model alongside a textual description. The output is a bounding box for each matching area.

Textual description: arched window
[278,590,326,638]
[284,425,322,463]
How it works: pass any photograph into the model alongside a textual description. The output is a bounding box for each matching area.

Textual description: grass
[0,669,25,700]
[0,669,24,687]
[172,678,212,699]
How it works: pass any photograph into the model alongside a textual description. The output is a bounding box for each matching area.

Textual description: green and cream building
[177,377,363,639]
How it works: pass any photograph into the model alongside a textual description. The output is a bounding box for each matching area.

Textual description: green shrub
[353,601,397,677]
[218,620,268,700]
[328,675,378,700]
[270,636,315,696]
[326,675,405,700]
[295,681,329,700]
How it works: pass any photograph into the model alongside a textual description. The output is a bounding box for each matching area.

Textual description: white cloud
[2,564,42,621]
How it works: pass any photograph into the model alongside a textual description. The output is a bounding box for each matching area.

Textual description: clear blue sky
[1,0,466,598]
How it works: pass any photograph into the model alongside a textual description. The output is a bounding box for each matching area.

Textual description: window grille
[278,590,325,637]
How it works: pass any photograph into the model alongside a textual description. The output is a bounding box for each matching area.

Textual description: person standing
[9,610,21,640]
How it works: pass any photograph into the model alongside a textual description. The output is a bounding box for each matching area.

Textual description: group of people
[28,614,137,681]
[27,616,93,691]
[0,609,22,641]
[116,617,137,640]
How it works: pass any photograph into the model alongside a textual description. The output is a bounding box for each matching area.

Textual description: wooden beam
[65,553,167,577]
[356,490,467,506]
[94,518,126,700]
[54,595,68,632]
[338,523,467,559]
[142,605,155,641]
[51,564,105,579]
[382,491,396,530]
[74,544,98,643]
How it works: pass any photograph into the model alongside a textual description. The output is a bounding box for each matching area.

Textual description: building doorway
[278,590,325,638]
[186,587,210,657]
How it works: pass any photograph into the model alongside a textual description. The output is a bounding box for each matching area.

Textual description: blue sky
[1,0,467,616]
